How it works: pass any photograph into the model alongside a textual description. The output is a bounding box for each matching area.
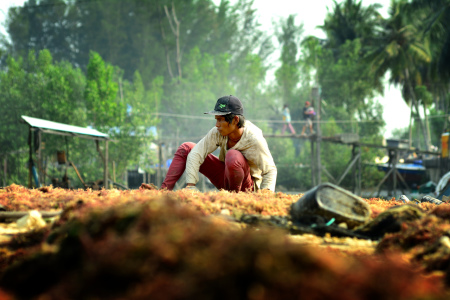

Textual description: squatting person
[160,95,277,192]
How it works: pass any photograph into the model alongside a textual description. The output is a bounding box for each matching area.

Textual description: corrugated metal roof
[21,115,109,140]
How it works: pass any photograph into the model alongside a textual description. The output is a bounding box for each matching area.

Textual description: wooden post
[113,161,116,183]
[37,130,42,186]
[312,87,321,185]
[310,139,316,186]
[357,145,362,195]
[350,145,362,195]
[157,142,163,187]
[104,140,109,189]
[352,145,356,193]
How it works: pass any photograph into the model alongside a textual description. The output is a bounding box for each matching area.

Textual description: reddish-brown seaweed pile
[0,185,448,299]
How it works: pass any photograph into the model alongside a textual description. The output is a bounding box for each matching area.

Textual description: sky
[0,0,409,138]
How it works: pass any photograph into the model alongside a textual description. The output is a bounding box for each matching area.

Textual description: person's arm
[260,164,277,191]
[184,128,220,187]
[252,138,277,191]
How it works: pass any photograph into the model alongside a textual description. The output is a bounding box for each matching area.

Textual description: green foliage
[83,52,159,184]
[0,49,87,185]
[267,137,311,191]
[297,1,388,189]
[305,38,385,140]
[0,49,157,187]
[424,108,445,148]
[1,0,449,191]
[84,51,121,128]
[415,85,433,106]
[320,0,383,49]
[274,15,303,105]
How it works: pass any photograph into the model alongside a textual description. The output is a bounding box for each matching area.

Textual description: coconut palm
[319,0,383,51]
[313,0,386,123]
[365,0,432,150]
[409,0,450,79]
[407,0,450,133]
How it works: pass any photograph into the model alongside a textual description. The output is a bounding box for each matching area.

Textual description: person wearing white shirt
[160,95,277,192]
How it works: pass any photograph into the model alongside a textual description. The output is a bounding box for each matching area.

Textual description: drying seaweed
[0,185,449,299]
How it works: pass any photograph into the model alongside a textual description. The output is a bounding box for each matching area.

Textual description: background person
[281,104,296,135]
[160,95,277,192]
[301,101,315,135]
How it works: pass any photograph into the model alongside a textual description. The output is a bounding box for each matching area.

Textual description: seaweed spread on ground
[0,185,448,299]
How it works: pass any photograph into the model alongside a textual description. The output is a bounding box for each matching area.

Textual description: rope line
[152,112,383,124]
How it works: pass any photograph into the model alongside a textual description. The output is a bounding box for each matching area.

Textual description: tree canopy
[0,0,449,191]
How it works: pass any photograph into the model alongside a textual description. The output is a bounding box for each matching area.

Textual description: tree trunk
[423,102,432,148]
[159,18,174,79]
[164,4,182,80]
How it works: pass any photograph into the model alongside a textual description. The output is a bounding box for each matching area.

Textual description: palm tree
[319,0,383,51]
[365,0,432,150]
[313,0,386,122]
[408,0,450,132]
[409,0,450,80]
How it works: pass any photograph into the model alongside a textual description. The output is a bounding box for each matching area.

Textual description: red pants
[161,142,254,192]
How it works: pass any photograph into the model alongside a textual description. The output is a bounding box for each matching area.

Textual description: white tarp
[21,115,109,139]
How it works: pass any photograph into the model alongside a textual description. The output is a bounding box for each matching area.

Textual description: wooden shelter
[20,115,110,189]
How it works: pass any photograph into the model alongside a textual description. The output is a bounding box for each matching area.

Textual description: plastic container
[290,183,371,228]
[57,151,66,165]
[441,133,449,158]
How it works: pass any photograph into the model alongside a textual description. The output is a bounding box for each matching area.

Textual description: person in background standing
[281,104,296,135]
[301,101,315,136]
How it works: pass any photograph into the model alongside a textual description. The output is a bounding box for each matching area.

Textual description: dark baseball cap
[204,95,244,115]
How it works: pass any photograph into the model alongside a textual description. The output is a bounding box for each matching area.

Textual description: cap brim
[204,110,231,115]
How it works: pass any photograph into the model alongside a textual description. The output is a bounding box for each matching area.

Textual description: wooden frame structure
[21,116,110,189]
[265,133,441,196]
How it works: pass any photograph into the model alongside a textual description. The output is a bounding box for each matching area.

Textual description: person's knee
[176,142,196,157]
[225,150,245,166]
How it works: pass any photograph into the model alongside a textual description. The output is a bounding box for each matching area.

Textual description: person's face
[215,115,237,136]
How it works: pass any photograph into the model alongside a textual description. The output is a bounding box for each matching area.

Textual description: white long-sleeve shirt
[185,120,277,191]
